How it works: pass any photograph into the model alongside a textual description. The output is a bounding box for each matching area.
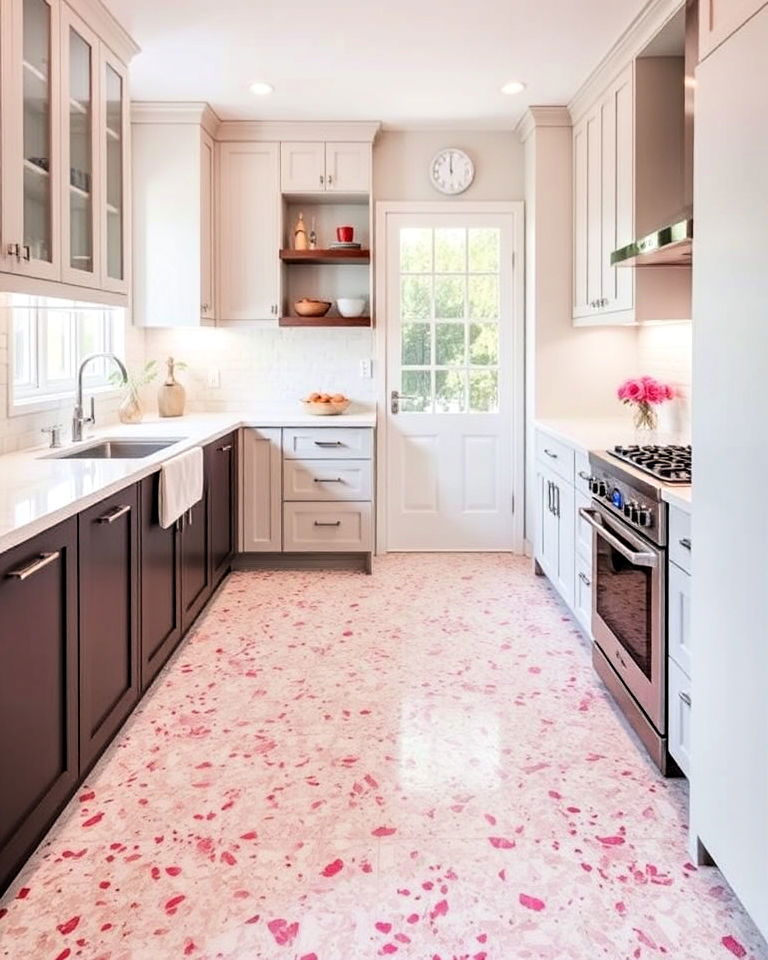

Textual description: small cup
[336,225,354,243]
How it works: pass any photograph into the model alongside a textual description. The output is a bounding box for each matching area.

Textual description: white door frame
[374,200,526,555]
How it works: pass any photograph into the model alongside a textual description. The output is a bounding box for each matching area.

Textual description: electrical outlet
[360,358,373,379]
[207,367,220,389]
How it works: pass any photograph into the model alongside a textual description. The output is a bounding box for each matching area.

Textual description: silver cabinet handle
[327,173,333,186]
[314,520,341,527]
[579,571,591,586]
[679,691,692,707]
[97,504,131,524]
[21,244,30,261]
[679,537,691,551]
[201,302,209,312]
[578,507,658,568]
[7,242,20,259]
[543,448,558,459]
[554,483,560,518]
[314,477,343,483]
[546,480,553,515]
[7,551,60,580]
[314,440,343,447]
[218,444,233,452]
[320,174,324,186]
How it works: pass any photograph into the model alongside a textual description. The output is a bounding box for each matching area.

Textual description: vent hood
[612,0,697,268]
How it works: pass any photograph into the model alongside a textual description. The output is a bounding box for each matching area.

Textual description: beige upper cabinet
[281,141,370,194]
[132,108,217,327]
[699,0,768,60]
[217,141,280,321]
[572,65,634,325]
[0,0,136,299]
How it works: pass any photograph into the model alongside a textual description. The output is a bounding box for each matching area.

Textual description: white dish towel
[159,447,204,529]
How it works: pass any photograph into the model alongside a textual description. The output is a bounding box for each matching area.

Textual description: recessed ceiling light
[500,80,526,96]
[249,81,274,96]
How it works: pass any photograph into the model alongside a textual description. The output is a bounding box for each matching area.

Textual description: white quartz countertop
[0,409,376,555]
[534,418,692,512]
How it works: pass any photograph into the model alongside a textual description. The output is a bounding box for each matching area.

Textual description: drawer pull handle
[544,448,558,459]
[314,441,343,447]
[679,690,692,707]
[218,444,233,452]
[578,572,591,587]
[314,478,343,483]
[97,504,131,524]
[7,551,60,580]
[314,521,342,527]
[679,537,691,551]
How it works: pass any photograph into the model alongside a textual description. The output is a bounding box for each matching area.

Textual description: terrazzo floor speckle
[1,554,766,960]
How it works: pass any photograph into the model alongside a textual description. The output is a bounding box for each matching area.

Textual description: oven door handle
[578,508,658,568]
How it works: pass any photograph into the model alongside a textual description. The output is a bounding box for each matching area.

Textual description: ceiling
[103,0,650,127]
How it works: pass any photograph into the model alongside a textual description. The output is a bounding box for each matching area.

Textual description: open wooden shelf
[279,248,370,265]
[279,315,372,328]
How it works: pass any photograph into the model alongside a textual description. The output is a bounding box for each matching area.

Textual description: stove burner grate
[609,444,692,484]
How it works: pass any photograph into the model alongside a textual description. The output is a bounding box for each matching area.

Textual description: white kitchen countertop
[0,408,376,556]
[534,417,692,512]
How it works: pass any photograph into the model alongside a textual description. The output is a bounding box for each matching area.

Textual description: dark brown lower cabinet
[180,486,212,634]
[139,473,182,691]
[78,487,140,773]
[0,518,79,894]
[208,431,237,587]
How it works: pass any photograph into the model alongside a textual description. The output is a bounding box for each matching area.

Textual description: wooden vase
[158,357,186,418]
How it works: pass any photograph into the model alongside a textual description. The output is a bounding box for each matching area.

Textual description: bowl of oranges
[302,392,351,415]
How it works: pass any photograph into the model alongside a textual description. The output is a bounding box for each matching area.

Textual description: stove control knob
[637,509,653,528]
[590,479,607,497]
[624,501,638,522]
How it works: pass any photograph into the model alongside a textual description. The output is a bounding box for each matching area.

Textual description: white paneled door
[382,206,523,551]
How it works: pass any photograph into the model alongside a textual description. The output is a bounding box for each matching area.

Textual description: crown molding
[67,0,140,63]
[516,106,572,142]
[569,0,684,123]
[131,102,221,137]
[215,120,381,144]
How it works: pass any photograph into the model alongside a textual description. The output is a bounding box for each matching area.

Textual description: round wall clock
[430,148,475,195]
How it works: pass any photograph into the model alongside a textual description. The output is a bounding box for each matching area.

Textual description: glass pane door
[67,26,94,275]
[22,0,53,264]
[104,62,124,282]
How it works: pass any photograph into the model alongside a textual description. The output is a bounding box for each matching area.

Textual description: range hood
[611,218,693,267]
[612,0,697,268]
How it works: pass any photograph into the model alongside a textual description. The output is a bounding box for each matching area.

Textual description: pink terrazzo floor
[1,554,766,960]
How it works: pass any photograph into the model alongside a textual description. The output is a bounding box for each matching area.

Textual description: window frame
[8,295,125,416]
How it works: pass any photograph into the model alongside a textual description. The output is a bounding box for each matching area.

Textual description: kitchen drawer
[284,459,372,502]
[668,560,692,677]
[283,502,372,552]
[575,491,593,562]
[668,505,692,574]
[574,552,593,636]
[283,427,373,460]
[535,431,575,485]
[575,450,593,496]
[668,657,692,778]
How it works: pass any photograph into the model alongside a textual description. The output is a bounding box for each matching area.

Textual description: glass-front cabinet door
[101,50,128,292]
[1,0,62,279]
[61,6,98,285]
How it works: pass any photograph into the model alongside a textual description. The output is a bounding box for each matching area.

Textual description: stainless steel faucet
[72,353,128,442]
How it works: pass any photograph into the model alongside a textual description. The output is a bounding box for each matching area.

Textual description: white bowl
[336,297,367,318]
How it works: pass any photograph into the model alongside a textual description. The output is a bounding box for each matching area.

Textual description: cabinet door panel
[575,552,593,636]
[200,129,215,320]
[280,141,325,192]
[668,561,692,677]
[0,518,78,893]
[241,427,282,552]
[700,0,767,59]
[218,142,280,320]
[553,478,575,607]
[325,142,370,193]
[139,472,182,690]
[100,48,129,293]
[572,119,589,318]
[612,70,634,313]
[181,489,211,633]
[78,486,139,772]
[585,109,602,311]
[207,432,237,585]
[668,657,691,777]
[60,5,99,287]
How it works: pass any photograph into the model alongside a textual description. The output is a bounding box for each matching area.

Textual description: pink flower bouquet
[617,376,675,431]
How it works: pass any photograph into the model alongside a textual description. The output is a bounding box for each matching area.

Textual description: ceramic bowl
[336,298,367,318]
[302,399,351,416]
[294,299,332,318]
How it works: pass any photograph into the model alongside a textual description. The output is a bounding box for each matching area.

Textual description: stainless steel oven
[580,451,678,774]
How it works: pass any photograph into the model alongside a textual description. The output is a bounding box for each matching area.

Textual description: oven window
[595,537,654,679]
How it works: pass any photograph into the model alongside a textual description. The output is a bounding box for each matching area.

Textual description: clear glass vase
[118,386,143,424]
[633,401,658,441]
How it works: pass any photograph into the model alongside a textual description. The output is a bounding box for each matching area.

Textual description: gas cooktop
[609,444,692,484]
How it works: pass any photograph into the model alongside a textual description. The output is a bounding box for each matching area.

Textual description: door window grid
[399,227,501,413]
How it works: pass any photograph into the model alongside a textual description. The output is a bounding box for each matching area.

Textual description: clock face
[430,148,474,195]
